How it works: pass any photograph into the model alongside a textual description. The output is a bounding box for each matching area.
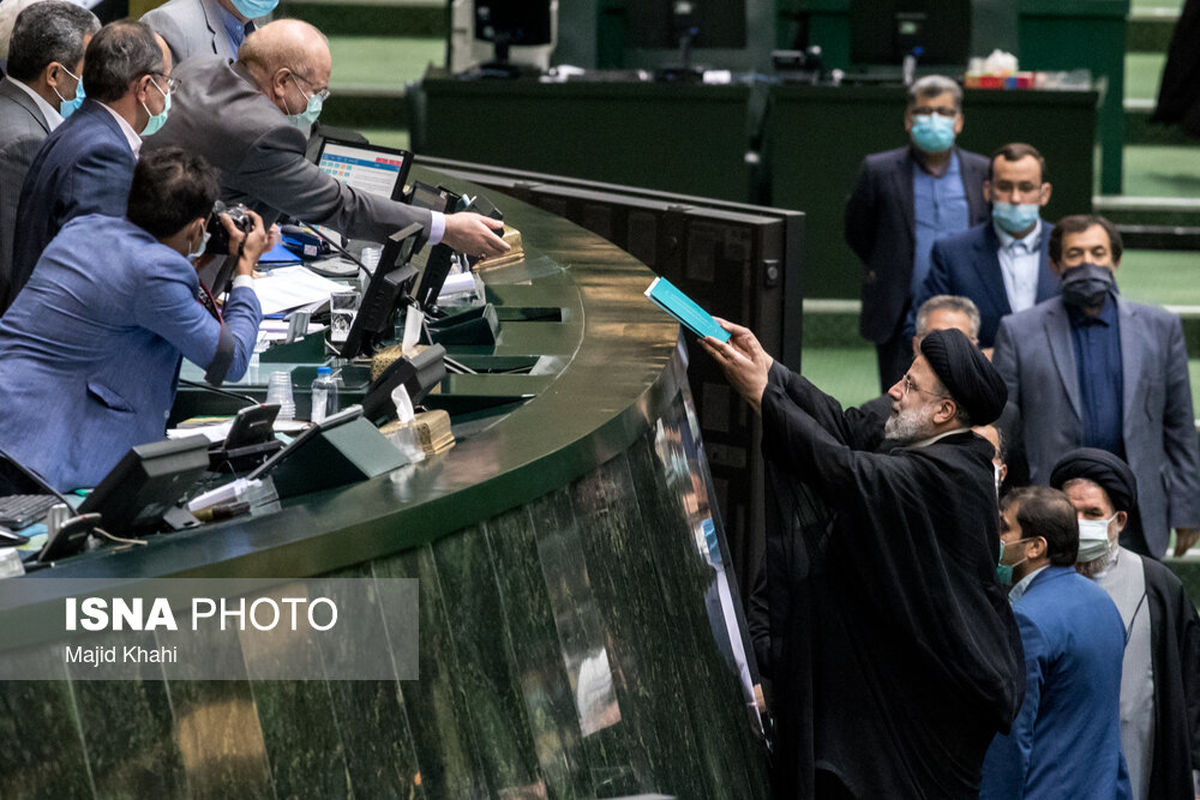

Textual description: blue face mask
[286,83,323,131]
[910,113,957,153]
[230,0,277,17]
[140,78,171,136]
[54,65,85,118]
[992,201,1040,235]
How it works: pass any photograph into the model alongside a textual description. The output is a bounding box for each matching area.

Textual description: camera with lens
[205,201,253,254]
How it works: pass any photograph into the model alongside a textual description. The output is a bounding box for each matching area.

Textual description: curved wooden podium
[0,166,771,799]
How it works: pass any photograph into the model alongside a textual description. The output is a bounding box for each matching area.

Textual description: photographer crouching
[0,147,268,491]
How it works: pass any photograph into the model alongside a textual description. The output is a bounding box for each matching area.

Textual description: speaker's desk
[0,165,770,799]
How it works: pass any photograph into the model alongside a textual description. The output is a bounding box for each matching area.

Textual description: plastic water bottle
[310,366,338,423]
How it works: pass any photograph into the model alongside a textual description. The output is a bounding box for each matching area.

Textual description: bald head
[238,19,330,118]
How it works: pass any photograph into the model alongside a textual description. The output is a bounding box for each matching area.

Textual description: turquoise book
[644,277,731,343]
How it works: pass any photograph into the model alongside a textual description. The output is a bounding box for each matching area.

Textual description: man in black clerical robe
[703,325,1024,799]
[1051,448,1200,800]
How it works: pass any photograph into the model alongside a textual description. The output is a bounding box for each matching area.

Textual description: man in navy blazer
[845,75,990,391]
[5,20,173,312]
[981,486,1129,800]
[0,148,266,491]
[908,143,1060,351]
[993,215,1200,558]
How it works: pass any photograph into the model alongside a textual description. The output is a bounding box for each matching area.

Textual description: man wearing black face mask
[992,214,1200,559]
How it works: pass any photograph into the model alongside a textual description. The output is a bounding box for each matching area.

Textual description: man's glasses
[910,105,957,118]
[290,71,330,103]
[900,374,948,400]
[149,73,181,94]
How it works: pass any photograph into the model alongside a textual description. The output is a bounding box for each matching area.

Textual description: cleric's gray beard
[883,403,938,444]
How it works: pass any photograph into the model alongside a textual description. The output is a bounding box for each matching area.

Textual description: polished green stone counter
[0,167,771,799]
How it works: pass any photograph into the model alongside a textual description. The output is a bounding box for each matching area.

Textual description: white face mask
[188,229,212,261]
[1076,514,1117,562]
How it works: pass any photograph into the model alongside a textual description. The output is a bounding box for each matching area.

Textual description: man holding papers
[0,148,267,490]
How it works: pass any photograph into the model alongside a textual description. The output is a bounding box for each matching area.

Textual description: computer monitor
[627,0,748,50]
[849,0,970,66]
[339,223,425,359]
[316,138,413,202]
[473,0,553,70]
[77,435,212,535]
[407,181,460,313]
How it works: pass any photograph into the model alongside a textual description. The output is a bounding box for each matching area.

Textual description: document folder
[644,277,731,342]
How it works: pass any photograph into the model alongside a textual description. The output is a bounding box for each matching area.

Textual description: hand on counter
[442,211,510,259]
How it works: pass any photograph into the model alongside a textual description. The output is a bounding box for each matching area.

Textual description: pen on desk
[193,501,251,523]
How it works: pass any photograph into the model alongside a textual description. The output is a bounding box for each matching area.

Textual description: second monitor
[339,222,426,359]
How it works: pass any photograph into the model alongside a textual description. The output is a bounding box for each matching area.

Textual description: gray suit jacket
[0,79,52,300]
[993,295,1200,556]
[142,57,431,241]
[141,0,240,65]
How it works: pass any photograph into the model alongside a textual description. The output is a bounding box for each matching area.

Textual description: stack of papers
[250,266,348,316]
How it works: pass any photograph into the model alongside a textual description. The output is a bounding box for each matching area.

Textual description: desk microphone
[177,378,260,406]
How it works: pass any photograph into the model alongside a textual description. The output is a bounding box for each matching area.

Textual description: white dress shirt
[995,218,1042,313]
[98,102,143,157]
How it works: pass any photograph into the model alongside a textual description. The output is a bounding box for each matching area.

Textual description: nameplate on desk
[268,417,408,499]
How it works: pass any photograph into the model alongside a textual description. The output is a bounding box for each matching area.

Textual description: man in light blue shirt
[908,143,1060,350]
[845,75,990,391]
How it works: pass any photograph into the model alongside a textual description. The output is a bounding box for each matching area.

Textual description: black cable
[177,378,260,406]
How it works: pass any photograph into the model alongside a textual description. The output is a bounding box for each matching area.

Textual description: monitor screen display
[317,140,413,202]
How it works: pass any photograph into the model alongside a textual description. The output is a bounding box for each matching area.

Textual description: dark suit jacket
[993,296,1200,556]
[844,145,990,343]
[980,566,1129,799]
[0,78,53,308]
[143,57,431,240]
[8,98,135,311]
[907,221,1060,347]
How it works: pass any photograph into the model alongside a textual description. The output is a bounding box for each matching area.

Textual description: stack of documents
[250,266,348,316]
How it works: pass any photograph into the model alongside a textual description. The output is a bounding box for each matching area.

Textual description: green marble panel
[318,564,424,799]
[527,487,642,797]
[250,677,351,800]
[482,504,591,800]
[0,646,93,800]
[163,681,274,800]
[159,620,274,800]
[376,546,489,799]
[432,525,546,797]
[569,451,712,798]
[66,631,188,800]
[627,431,770,798]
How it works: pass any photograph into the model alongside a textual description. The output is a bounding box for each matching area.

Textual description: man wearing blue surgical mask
[0,1,99,309]
[846,75,990,393]
[993,215,1200,561]
[143,0,276,66]
[907,143,1061,353]
[144,20,510,261]
[7,21,175,313]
